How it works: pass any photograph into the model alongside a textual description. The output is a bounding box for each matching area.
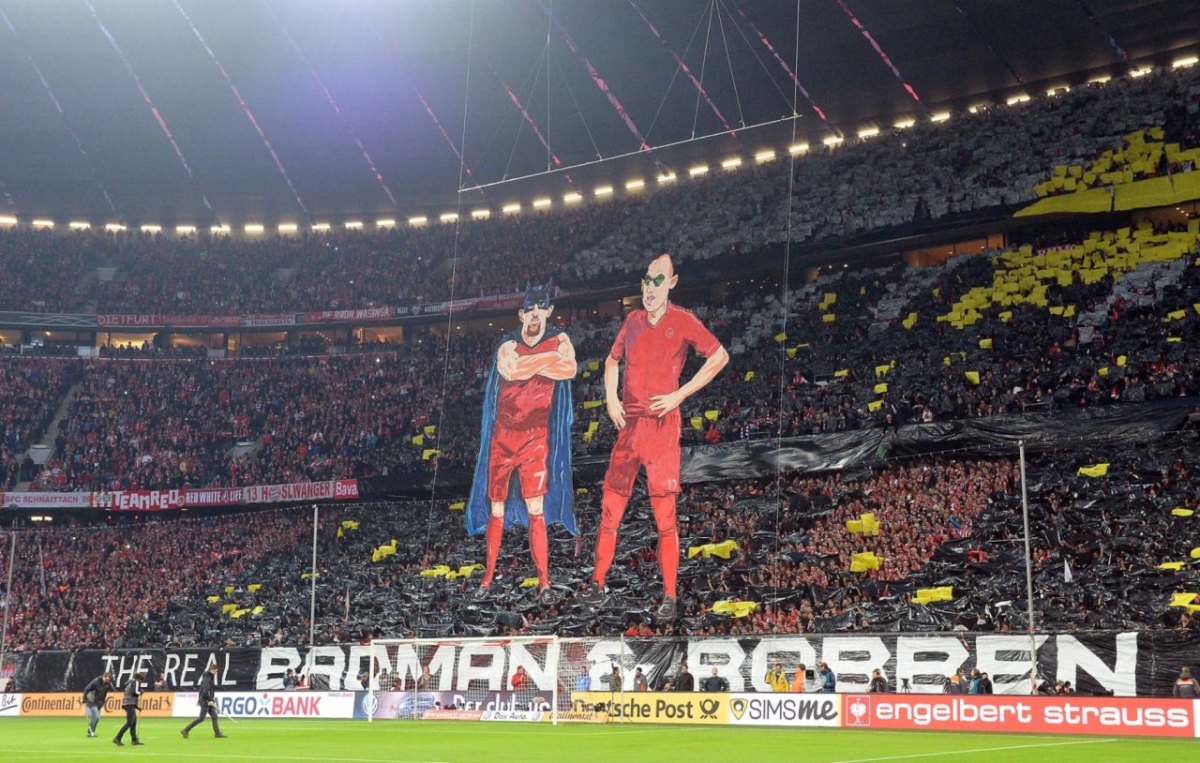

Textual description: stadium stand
[1,62,1199,658]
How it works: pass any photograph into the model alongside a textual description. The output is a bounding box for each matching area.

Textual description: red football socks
[529,513,549,587]
[482,514,503,587]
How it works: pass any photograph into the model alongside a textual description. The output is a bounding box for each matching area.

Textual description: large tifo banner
[7,633,1200,697]
[0,479,358,511]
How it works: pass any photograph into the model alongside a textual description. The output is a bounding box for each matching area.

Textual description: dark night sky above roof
[0,0,1195,225]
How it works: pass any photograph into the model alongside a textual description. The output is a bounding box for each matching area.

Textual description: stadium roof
[0,0,1196,226]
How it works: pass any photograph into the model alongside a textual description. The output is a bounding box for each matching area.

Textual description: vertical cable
[426,0,475,546]
[692,0,717,139]
[771,0,803,630]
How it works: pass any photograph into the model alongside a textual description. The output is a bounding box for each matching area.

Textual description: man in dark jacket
[672,663,695,692]
[868,669,889,693]
[82,672,114,738]
[700,667,729,692]
[113,672,145,747]
[181,664,226,739]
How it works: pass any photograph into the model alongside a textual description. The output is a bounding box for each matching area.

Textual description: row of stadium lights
[1,57,1194,237]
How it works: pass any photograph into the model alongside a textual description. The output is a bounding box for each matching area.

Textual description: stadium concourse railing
[3,634,1199,738]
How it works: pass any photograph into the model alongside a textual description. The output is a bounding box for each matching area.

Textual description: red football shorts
[603,411,682,497]
[488,426,550,503]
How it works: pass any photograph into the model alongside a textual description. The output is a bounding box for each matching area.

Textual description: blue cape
[466,326,577,536]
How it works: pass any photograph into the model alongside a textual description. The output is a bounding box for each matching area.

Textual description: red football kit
[487,335,557,503]
[595,304,721,601]
[604,304,721,496]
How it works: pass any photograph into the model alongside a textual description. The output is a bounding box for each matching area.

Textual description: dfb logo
[361,694,379,718]
[730,698,747,720]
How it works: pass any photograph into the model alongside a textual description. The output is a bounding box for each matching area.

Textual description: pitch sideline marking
[828,737,1119,763]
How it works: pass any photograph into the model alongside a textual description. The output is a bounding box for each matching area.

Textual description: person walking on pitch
[112,672,145,747]
[181,664,227,739]
[81,671,115,738]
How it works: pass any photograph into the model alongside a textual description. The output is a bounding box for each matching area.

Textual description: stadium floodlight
[1045,85,1069,96]
[624,178,645,190]
[344,220,364,229]
[563,192,582,204]
[532,197,552,208]
[721,157,742,170]
[1173,56,1198,69]
[894,118,916,130]
[471,208,491,219]
[69,221,91,230]
[210,224,229,234]
[32,219,55,228]
[656,171,676,184]
[502,203,521,214]
[788,143,809,155]
[754,149,776,163]
[0,214,17,226]
[594,185,613,197]
[244,223,265,234]
[1005,94,1031,105]
[140,224,161,233]
[822,135,843,147]
[104,223,126,232]
[311,222,331,231]
[687,165,708,178]
[1130,66,1152,77]
[175,225,195,235]
[1088,75,1111,85]
[858,127,880,139]
[930,112,951,123]
[278,222,299,234]
[407,216,427,226]
[376,218,396,227]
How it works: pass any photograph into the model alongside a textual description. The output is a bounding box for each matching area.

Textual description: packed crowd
[0,65,1195,317]
[893,431,1200,634]
[28,349,481,492]
[21,439,1200,651]
[564,64,1200,278]
[3,220,1198,492]
[0,509,313,650]
[0,360,77,490]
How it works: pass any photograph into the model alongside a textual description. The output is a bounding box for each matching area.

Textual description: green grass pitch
[0,718,1195,762]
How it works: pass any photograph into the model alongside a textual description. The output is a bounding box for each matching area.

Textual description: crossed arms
[496,333,577,382]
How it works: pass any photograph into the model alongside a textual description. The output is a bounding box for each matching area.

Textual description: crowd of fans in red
[0,509,311,651]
